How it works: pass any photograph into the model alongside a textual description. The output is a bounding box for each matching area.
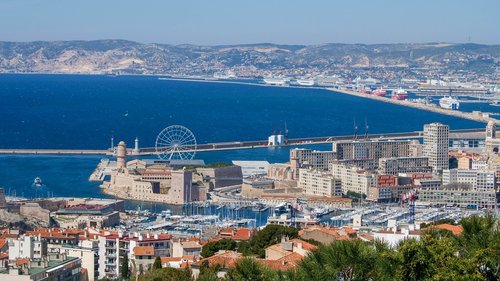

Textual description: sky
[0,0,499,45]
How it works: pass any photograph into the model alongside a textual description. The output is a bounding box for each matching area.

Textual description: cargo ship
[391,88,409,100]
[371,88,387,97]
[439,96,460,110]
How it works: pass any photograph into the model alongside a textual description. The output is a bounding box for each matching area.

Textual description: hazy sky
[1,0,499,45]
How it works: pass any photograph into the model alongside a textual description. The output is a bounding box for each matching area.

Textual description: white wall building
[8,235,47,260]
[443,169,496,190]
[299,169,342,197]
[423,123,449,172]
[330,163,377,195]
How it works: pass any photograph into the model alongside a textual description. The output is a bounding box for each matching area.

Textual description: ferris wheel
[155,125,197,160]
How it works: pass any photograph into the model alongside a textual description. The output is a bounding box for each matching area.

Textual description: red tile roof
[133,246,155,256]
[232,228,253,241]
[16,258,29,266]
[429,224,463,236]
[192,251,242,268]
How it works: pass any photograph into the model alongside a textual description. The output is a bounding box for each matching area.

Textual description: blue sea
[0,74,489,210]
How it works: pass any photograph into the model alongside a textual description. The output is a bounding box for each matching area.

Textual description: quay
[0,128,485,156]
[329,88,500,125]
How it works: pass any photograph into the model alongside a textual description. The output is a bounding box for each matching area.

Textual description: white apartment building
[8,235,47,260]
[423,123,449,172]
[299,169,342,197]
[330,163,377,195]
[442,169,496,190]
[63,240,99,281]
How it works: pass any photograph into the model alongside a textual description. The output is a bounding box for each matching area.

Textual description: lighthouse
[133,137,140,155]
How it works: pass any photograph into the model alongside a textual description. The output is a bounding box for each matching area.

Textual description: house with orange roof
[299,225,355,245]
[265,237,317,260]
[0,239,7,253]
[257,252,304,271]
[161,255,196,269]
[191,250,242,278]
[172,239,202,258]
[132,246,155,272]
[218,227,255,242]
[428,224,463,236]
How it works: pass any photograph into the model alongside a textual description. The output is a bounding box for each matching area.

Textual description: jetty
[0,128,485,156]
[329,88,500,125]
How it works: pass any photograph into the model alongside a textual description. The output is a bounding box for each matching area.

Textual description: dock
[329,88,500,125]
[0,128,485,156]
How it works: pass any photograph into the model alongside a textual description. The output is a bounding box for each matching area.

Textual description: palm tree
[225,258,276,281]
[293,239,376,281]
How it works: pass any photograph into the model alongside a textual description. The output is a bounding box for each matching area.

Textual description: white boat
[490,100,500,106]
[33,177,43,187]
[263,77,287,86]
[439,96,460,110]
[296,79,315,86]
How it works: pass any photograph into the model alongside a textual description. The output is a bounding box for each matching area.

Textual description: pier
[329,88,500,125]
[0,128,485,156]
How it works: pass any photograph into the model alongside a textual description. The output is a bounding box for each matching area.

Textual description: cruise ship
[439,96,460,110]
[263,77,287,86]
[296,79,315,86]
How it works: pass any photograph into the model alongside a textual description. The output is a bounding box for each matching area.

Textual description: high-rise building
[423,123,449,172]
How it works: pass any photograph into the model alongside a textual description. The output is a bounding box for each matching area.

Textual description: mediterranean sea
[0,74,488,208]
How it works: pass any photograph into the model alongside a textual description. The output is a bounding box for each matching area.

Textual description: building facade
[330,163,377,195]
[423,123,449,172]
[333,139,421,161]
[299,169,342,197]
[378,157,432,175]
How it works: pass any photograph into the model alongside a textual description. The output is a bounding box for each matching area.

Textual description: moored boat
[371,88,387,97]
[439,96,460,110]
[391,88,408,100]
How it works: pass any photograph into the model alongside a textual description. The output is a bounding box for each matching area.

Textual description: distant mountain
[0,40,498,75]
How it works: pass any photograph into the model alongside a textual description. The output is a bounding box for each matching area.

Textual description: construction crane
[287,202,304,228]
[401,190,418,224]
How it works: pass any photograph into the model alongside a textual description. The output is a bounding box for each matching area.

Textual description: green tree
[201,238,237,258]
[225,257,277,281]
[293,239,376,281]
[138,267,193,281]
[248,225,298,258]
[120,254,129,280]
[457,215,500,280]
[395,238,432,281]
[153,256,162,270]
